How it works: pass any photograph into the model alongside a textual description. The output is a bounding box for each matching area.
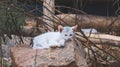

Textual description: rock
[10,41,88,67]
[2,45,10,58]
[1,35,34,67]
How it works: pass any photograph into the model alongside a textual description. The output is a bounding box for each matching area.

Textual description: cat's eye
[65,34,67,36]
[70,34,72,36]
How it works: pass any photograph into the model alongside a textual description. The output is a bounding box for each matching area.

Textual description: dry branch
[76,32,120,47]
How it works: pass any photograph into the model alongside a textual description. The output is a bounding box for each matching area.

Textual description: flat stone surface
[10,41,88,67]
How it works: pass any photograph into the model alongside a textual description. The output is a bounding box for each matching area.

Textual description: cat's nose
[67,38,72,41]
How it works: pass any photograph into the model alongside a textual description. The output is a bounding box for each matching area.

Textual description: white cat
[32,25,78,49]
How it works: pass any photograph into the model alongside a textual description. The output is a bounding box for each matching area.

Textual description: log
[10,41,88,67]
[76,32,120,47]
[55,14,120,33]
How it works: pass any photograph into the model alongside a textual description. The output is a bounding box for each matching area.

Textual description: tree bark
[76,32,120,47]
[43,0,55,31]
[55,14,120,33]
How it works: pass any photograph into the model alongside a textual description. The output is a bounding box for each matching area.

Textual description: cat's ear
[58,25,63,32]
[72,25,78,32]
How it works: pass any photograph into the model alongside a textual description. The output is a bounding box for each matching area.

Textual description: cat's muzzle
[67,38,72,41]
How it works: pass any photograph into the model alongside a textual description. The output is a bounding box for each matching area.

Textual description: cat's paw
[59,39,65,47]
[32,46,43,49]
[60,44,65,47]
[50,45,59,48]
[49,41,61,48]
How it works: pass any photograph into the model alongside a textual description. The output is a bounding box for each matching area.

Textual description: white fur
[32,25,77,49]
[81,28,97,34]
[32,32,66,49]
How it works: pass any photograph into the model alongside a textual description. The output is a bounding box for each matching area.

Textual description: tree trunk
[43,0,55,31]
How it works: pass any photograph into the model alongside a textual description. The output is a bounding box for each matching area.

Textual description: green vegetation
[0,1,25,34]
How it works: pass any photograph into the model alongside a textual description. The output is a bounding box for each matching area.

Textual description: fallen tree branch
[55,14,120,33]
[76,32,120,47]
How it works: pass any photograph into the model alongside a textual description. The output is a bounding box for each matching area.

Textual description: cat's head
[58,25,78,40]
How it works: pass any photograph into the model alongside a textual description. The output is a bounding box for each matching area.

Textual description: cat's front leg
[32,44,43,49]
[59,39,65,47]
[49,40,61,48]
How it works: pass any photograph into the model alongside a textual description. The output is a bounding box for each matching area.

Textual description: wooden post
[43,0,55,31]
